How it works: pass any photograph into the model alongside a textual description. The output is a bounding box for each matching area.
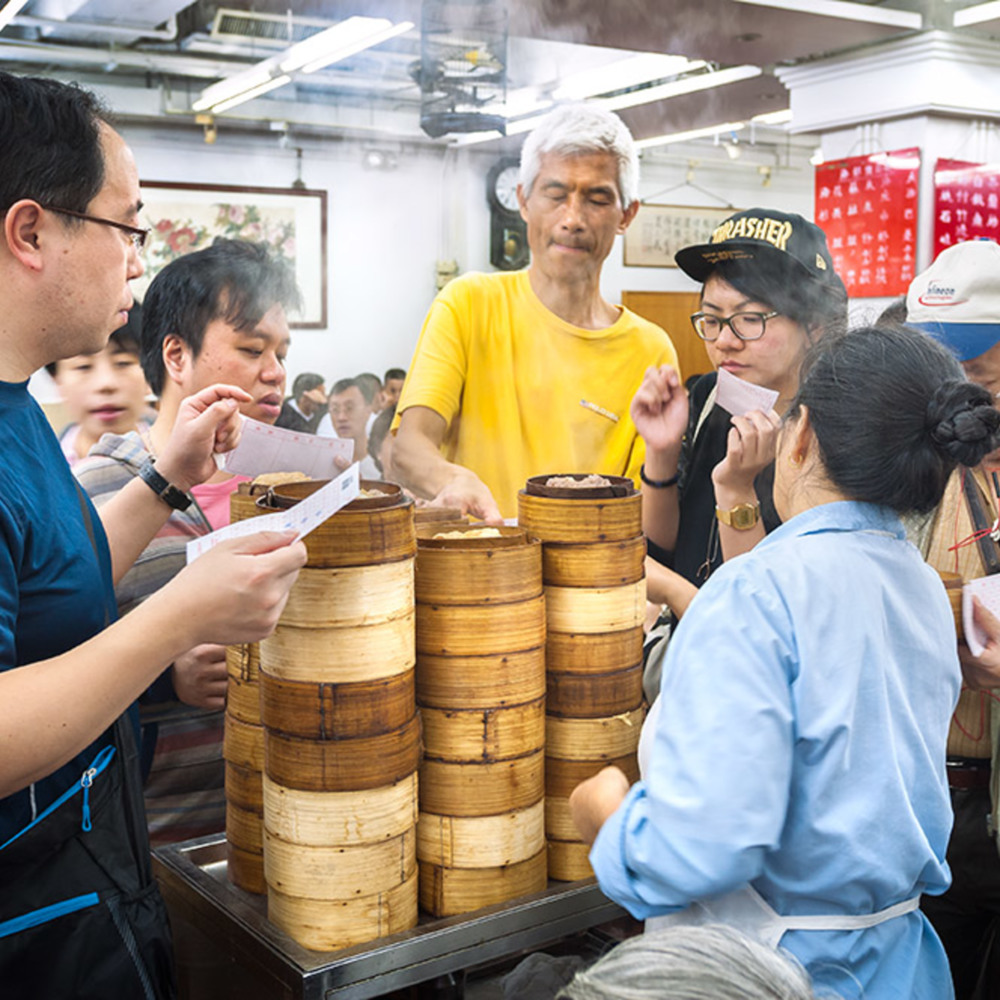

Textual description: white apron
[637,698,919,948]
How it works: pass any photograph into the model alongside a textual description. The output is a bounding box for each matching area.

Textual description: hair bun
[927,380,1000,467]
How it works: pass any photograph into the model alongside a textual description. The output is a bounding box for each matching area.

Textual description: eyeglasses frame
[689,309,780,343]
[41,204,150,251]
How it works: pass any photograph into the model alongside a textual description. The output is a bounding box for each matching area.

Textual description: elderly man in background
[908,238,1000,1000]
[393,103,677,521]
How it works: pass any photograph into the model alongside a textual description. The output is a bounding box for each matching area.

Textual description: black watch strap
[138,457,193,511]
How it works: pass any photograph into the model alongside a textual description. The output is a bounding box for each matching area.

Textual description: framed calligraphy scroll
[624,204,736,268]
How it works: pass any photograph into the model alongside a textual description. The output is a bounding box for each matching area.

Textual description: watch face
[494,165,520,212]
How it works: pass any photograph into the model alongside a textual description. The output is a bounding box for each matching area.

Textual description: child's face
[53,343,150,443]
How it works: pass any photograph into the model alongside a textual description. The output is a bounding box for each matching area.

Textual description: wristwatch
[716,501,761,530]
[138,457,193,511]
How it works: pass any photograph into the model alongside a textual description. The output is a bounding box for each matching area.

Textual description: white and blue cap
[906,238,1000,362]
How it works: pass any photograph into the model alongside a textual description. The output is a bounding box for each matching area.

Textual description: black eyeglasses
[690,310,780,342]
[42,205,149,251]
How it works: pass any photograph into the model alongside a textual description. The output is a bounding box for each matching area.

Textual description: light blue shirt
[591,501,959,1000]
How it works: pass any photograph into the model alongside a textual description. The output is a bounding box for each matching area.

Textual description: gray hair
[556,925,829,1000]
[519,103,639,209]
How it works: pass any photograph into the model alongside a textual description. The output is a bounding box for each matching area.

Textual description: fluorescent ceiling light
[193,16,413,114]
[597,65,762,113]
[636,121,746,152]
[954,2,1000,27]
[0,0,30,33]
[751,108,793,125]
[732,0,921,28]
[553,53,704,101]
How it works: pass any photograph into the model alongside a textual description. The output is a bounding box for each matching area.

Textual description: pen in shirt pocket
[580,399,619,423]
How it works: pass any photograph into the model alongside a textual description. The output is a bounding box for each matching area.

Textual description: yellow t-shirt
[396,270,679,518]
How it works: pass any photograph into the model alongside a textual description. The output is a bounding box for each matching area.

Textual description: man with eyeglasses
[631,208,847,700]
[0,72,305,997]
[393,104,677,521]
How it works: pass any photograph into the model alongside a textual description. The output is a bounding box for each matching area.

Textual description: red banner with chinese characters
[934,159,1000,258]
[814,148,920,297]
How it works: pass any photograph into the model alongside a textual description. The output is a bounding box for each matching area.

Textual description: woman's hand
[959,597,1000,690]
[712,408,781,503]
[569,766,631,846]
[630,366,689,458]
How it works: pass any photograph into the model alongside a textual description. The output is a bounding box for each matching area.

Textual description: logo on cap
[917,282,967,307]
[710,215,793,253]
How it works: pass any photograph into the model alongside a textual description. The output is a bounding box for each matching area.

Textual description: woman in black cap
[637,209,848,693]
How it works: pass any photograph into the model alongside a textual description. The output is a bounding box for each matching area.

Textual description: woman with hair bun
[571,325,1000,1000]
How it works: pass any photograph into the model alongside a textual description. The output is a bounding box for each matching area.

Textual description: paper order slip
[185,463,361,563]
[220,416,353,479]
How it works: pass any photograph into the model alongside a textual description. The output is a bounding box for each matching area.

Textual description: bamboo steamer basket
[226,642,260,683]
[420,751,544,817]
[268,871,418,951]
[546,663,643,719]
[416,647,545,710]
[544,795,583,842]
[280,561,413,628]
[417,800,544,868]
[421,697,545,763]
[259,668,415,740]
[264,827,415,899]
[227,801,264,854]
[223,715,265,772]
[227,672,262,725]
[545,708,645,761]
[227,842,266,895]
[517,478,641,545]
[416,596,545,656]
[547,839,593,882]
[545,754,640,799]
[230,482,271,524]
[226,761,263,812]
[545,627,644,675]
[541,537,646,588]
[420,848,547,917]
[263,773,418,846]
[265,714,422,792]
[545,580,646,634]
[259,480,415,568]
[260,614,415,684]
[414,528,541,605]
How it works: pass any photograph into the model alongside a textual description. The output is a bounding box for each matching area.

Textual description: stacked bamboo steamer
[518,475,646,881]
[224,484,270,894]
[415,525,548,916]
[255,481,421,950]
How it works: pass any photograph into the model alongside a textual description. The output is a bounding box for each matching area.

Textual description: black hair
[0,72,110,218]
[140,238,302,396]
[705,255,848,337]
[789,325,1000,515]
[330,377,359,398]
[368,404,396,473]
[291,372,324,398]
[876,296,909,329]
[355,372,381,405]
[46,300,143,377]
[384,367,406,382]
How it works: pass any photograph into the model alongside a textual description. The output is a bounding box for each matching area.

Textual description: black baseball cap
[675,208,847,301]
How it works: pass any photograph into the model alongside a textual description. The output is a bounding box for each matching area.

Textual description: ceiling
[3,0,1000,150]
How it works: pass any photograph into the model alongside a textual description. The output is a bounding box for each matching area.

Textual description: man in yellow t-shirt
[394,104,678,521]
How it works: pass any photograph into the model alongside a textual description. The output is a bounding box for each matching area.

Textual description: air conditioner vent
[211,9,331,48]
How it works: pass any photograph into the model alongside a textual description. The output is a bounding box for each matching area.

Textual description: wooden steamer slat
[545,627,644,675]
[545,580,646,634]
[517,490,641,544]
[419,849,547,917]
[547,839,593,882]
[416,648,546,709]
[541,537,646,587]
[420,751,545,817]
[280,561,414,628]
[544,754,640,798]
[227,672,261,725]
[545,708,645,761]
[420,697,545,762]
[415,596,545,656]
[546,664,644,718]
[417,800,544,868]
[223,715,265,772]
[259,669,415,740]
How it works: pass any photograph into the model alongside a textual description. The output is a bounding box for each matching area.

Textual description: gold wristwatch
[716,501,761,530]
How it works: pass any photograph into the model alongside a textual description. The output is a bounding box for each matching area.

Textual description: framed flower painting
[137,182,328,328]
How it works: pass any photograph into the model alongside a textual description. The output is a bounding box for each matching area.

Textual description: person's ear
[3,200,46,271]
[161,333,192,387]
[517,183,529,223]
[618,199,640,233]
[788,405,815,467]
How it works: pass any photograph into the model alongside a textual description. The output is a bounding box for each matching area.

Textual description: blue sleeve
[590,564,796,918]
